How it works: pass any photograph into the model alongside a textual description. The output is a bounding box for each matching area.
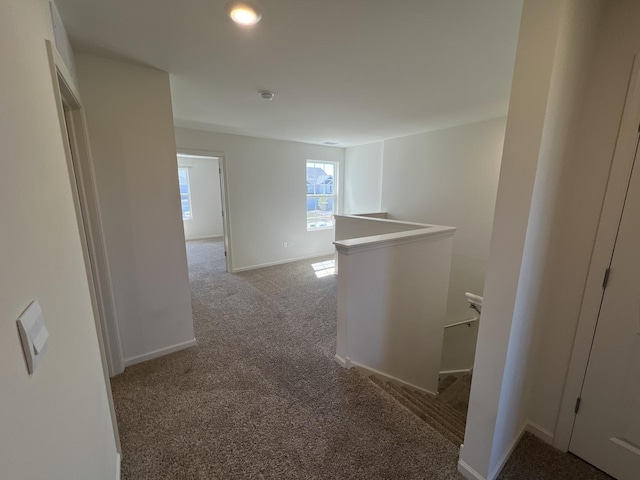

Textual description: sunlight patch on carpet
[311,259,335,278]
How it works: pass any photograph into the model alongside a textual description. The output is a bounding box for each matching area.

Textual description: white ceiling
[55,0,523,147]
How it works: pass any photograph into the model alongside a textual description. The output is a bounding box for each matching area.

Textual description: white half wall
[76,54,195,365]
[178,155,223,240]
[335,225,456,394]
[0,1,118,478]
[174,128,345,271]
[344,142,383,214]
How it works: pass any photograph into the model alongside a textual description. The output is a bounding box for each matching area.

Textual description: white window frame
[306,160,337,231]
[178,167,192,221]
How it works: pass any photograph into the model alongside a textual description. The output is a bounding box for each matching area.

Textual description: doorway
[176,152,232,273]
[568,135,640,480]
[558,58,640,480]
[46,40,121,452]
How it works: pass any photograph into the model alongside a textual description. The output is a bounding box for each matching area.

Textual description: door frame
[46,40,122,451]
[176,148,233,272]
[555,55,640,451]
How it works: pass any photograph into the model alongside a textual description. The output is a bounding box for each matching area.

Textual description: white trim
[334,226,456,255]
[123,338,197,367]
[115,453,121,480]
[232,251,335,273]
[458,458,486,480]
[46,39,123,455]
[555,55,640,452]
[439,368,474,376]
[176,148,233,273]
[486,422,528,480]
[526,421,554,445]
[334,354,351,368]
[458,422,537,480]
[349,359,437,397]
[348,212,388,219]
[334,214,432,228]
[186,235,224,241]
[177,153,220,160]
[47,40,124,377]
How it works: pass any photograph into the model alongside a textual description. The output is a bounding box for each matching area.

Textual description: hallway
[110,239,462,479]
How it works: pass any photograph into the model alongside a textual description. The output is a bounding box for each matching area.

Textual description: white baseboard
[458,457,486,480]
[349,359,437,397]
[458,421,530,480]
[123,338,197,367]
[232,251,335,272]
[115,453,121,480]
[439,368,473,376]
[334,354,351,368]
[486,422,528,480]
[526,421,554,445]
[186,235,223,241]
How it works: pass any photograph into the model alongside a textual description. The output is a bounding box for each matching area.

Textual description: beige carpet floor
[111,238,613,480]
[111,239,462,479]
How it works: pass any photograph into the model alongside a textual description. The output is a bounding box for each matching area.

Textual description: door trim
[176,148,233,272]
[46,40,122,453]
[555,55,640,451]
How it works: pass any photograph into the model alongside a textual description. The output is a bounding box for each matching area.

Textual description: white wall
[344,142,383,214]
[381,118,505,327]
[526,0,640,442]
[174,128,345,271]
[76,54,195,366]
[178,155,223,240]
[460,1,605,479]
[0,1,118,478]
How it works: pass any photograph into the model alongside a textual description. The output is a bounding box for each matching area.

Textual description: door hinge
[219,167,222,174]
[221,210,224,217]
[602,268,611,289]
[224,250,227,257]
[574,397,582,414]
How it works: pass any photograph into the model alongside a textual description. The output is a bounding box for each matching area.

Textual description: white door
[570,139,640,479]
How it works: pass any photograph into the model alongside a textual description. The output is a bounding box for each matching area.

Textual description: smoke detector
[259,91,275,101]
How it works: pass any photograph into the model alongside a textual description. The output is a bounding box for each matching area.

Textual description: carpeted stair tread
[368,376,463,447]
[437,374,472,416]
[386,383,466,440]
[399,386,467,434]
[403,386,466,424]
[413,390,467,428]
[438,375,458,394]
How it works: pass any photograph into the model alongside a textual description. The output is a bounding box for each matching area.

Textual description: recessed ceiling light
[225,1,262,26]
[259,91,274,100]
[323,142,339,146]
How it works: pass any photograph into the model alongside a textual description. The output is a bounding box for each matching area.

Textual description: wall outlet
[283,241,288,247]
[288,241,294,247]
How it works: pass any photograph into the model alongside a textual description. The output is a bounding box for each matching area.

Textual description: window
[307,161,337,230]
[177,167,192,220]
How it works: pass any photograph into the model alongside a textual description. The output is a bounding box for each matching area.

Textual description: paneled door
[570,138,640,479]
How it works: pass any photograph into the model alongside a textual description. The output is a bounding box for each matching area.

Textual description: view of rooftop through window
[306,161,336,230]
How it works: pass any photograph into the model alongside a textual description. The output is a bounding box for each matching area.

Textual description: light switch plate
[17,300,49,374]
